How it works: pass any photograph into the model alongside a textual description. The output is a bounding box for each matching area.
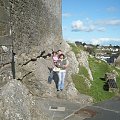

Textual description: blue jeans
[57,71,66,90]
[48,70,53,84]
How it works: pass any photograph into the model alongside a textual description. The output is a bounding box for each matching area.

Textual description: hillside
[69,42,120,102]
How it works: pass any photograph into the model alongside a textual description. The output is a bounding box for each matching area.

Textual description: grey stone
[0,1,93,119]
[0,79,32,120]
[77,50,93,88]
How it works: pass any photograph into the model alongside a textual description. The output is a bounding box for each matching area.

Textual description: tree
[82,42,86,46]
[75,41,82,46]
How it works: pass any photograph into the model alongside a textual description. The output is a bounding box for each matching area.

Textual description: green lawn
[72,56,120,103]
[68,42,84,55]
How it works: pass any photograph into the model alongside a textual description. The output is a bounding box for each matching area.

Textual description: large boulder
[0,79,32,120]
[0,79,48,120]
[77,50,93,81]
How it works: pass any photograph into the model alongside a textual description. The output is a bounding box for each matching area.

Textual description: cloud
[71,20,84,31]
[97,27,106,32]
[106,6,118,13]
[71,20,95,32]
[96,19,120,26]
[91,37,120,45]
[64,37,84,43]
[71,18,120,32]
[85,25,95,32]
[62,13,72,17]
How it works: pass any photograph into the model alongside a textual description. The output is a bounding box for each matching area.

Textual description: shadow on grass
[99,77,109,91]
[103,82,109,91]
[100,77,106,81]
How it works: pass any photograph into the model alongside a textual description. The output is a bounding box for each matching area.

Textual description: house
[107,54,119,64]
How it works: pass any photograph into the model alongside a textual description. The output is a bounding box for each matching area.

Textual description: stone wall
[0,0,62,55]
[0,0,63,86]
[11,0,62,55]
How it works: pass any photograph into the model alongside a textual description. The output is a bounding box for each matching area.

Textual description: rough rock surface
[0,0,93,100]
[0,79,49,120]
[0,79,32,120]
[0,0,93,119]
[76,50,93,88]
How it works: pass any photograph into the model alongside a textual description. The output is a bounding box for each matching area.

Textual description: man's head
[57,50,62,55]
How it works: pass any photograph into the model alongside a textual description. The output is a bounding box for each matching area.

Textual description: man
[56,53,69,91]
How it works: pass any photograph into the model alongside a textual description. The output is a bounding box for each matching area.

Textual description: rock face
[0,2,93,119]
[0,0,82,99]
[0,0,62,64]
[8,0,62,55]
[76,50,93,88]
[77,50,93,81]
[0,79,48,120]
[0,79,32,120]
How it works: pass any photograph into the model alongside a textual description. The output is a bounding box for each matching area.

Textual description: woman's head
[58,54,65,59]
[52,51,57,56]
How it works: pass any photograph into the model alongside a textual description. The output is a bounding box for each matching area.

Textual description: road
[36,96,120,120]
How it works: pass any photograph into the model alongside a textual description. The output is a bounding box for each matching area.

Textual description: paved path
[36,96,120,120]
[67,96,120,120]
[35,97,92,120]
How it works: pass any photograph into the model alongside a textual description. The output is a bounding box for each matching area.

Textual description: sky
[62,0,120,46]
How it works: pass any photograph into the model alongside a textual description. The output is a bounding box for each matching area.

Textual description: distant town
[74,41,120,65]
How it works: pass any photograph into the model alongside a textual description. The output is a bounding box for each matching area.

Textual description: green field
[70,43,120,103]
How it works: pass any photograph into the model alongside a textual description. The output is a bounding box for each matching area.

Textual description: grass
[69,43,120,103]
[88,57,118,102]
[114,67,120,89]
[68,42,83,55]
[79,65,90,79]
[72,74,90,95]
[73,65,90,94]
[72,56,119,103]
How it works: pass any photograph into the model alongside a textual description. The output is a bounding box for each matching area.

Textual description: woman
[56,54,69,91]
[48,51,58,84]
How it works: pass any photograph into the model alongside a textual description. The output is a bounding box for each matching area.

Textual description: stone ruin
[105,72,116,81]
[104,72,118,92]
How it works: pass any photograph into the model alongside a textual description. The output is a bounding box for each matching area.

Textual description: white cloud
[72,20,84,31]
[91,37,120,45]
[62,13,72,17]
[96,19,120,26]
[106,6,118,13]
[97,27,106,32]
[71,18,120,32]
[71,20,95,32]
[63,37,84,43]
[85,25,95,32]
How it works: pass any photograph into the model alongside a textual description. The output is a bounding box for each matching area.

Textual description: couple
[50,50,69,91]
